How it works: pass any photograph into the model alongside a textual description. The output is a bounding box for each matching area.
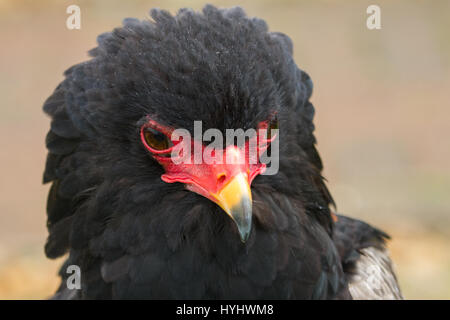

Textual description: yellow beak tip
[213,173,253,242]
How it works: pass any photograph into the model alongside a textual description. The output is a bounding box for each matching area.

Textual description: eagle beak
[160,144,263,243]
[211,172,252,242]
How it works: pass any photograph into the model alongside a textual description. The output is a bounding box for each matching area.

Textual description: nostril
[217,173,227,185]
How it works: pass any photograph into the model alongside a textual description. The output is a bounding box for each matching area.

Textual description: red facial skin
[140,118,276,203]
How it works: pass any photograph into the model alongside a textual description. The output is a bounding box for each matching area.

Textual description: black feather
[43,6,396,299]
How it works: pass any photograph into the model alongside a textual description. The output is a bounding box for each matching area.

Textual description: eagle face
[139,116,276,242]
[43,6,352,299]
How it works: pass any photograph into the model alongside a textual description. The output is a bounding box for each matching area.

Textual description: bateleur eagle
[42,6,402,299]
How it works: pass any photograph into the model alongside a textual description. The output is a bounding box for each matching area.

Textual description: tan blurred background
[0,0,449,299]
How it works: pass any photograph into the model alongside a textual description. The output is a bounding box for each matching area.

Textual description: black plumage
[43,6,401,299]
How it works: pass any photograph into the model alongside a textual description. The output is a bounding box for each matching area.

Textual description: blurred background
[0,0,449,299]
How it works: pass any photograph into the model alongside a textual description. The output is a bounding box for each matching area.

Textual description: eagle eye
[142,127,173,152]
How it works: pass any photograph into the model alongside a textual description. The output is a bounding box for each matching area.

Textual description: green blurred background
[0,0,449,299]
